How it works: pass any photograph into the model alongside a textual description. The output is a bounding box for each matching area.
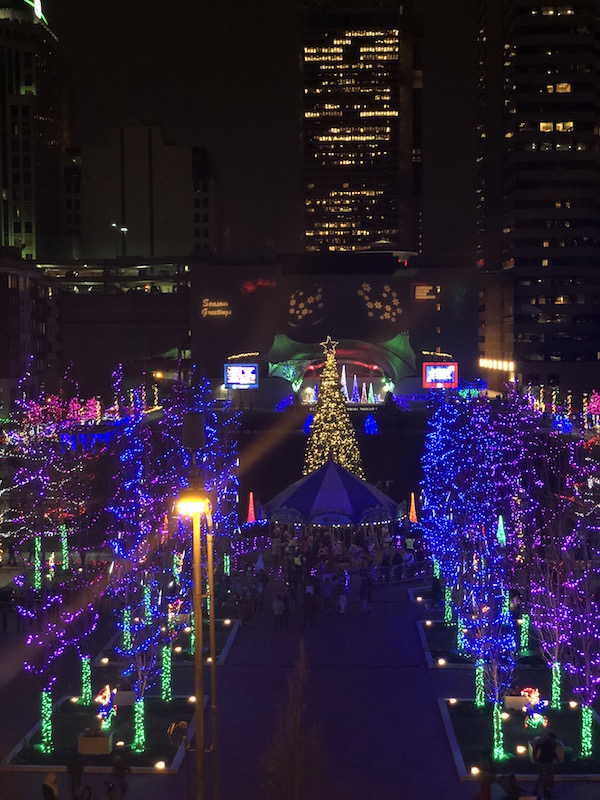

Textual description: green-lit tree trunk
[133,697,145,752]
[80,655,92,705]
[161,645,172,702]
[475,660,485,708]
[581,704,593,758]
[519,613,530,652]
[444,586,452,624]
[551,661,561,710]
[41,687,53,753]
[493,702,505,760]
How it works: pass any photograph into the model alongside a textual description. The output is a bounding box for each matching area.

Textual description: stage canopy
[265,333,416,391]
[264,459,398,525]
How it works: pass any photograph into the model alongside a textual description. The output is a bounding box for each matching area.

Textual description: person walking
[337,574,347,613]
[273,595,285,631]
[281,587,291,629]
[360,573,373,615]
[42,773,59,800]
[301,591,316,630]
[67,749,85,799]
[474,748,495,800]
[112,752,131,796]
[532,732,561,800]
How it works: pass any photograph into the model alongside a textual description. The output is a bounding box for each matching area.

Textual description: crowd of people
[214,522,428,630]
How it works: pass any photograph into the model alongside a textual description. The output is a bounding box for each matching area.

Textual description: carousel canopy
[264,459,398,525]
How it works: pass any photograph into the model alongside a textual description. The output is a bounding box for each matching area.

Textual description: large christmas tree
[303,336,364,478]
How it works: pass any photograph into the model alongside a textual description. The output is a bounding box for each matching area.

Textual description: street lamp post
[177,490,206,800]
[178,412,219,800]
[110,222,128,257]
[205,510,219,800]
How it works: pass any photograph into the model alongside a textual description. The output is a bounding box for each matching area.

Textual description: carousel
[264,459,400,568]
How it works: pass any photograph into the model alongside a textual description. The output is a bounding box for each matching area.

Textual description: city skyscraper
[302,0,415,253]
[0,0,71,260]
[478,0,600,392]
[68,126,223,260]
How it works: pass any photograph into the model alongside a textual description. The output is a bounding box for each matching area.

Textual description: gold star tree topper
[320,335,339,354]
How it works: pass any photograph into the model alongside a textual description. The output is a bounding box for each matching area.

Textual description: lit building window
[539,122,554,132]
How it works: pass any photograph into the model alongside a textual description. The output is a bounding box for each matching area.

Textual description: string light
[520,613,530,652]
[123,607,132,650]
[444,587,452,624]
[161,645,172,702]
[493,703,505,760]
[582,704,593,758]
[80,655,92,706]
[475,661,485,709]
[551,662,561,710]
[41,688,53,754]
[34,536,42,592]
[133,698,145,752]
[59,523,69,571]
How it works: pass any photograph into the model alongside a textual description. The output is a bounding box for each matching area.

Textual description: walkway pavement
[0,574,598,799]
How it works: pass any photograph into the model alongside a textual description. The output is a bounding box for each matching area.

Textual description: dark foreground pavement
[1,576,598,799]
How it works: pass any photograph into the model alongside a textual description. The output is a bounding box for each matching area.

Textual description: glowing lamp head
[471,766,480,776]
[155,761,166,770]
[516,745,526,755]
[177,487,210,517]
[438,658,446,667]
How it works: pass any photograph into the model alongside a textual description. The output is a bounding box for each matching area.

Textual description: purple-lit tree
[561,440,600,758]
[528,435,579,710]
[23,573,102,753]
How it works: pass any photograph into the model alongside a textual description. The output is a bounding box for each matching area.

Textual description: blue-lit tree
[114,577,171,751]
[420,389,462,619]
[158,376,239,539]
[460,517,517,760]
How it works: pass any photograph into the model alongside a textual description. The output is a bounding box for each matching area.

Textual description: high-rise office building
[478,1,600,392]
[73,126,223,260]
[302,0,415,253]
[0,0,71,260]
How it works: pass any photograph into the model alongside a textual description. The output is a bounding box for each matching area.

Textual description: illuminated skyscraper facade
[478,1,600,392]
[302,1,414,252]
[0,1,71,259]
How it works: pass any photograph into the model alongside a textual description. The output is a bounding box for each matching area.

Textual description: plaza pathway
[0,574,598,799]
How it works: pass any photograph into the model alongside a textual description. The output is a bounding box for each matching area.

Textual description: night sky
[44,0,476,260]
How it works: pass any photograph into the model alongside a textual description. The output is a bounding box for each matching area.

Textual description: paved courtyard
[0,572,598,799]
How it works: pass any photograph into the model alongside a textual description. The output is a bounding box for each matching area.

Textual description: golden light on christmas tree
[303,336,365,479]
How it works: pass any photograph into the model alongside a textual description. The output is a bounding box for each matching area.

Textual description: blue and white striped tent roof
[265,459,398,525]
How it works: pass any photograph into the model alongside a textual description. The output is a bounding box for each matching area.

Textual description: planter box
[505,695,526,711]
[78,732,113,755]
